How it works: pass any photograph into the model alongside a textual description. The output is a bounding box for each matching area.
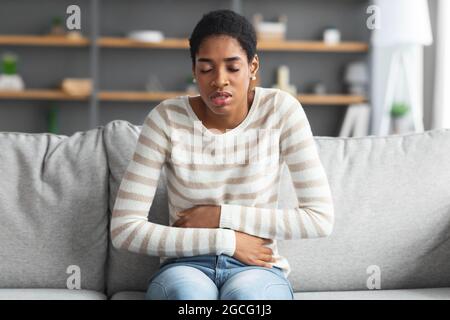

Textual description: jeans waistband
[160,254,284,277]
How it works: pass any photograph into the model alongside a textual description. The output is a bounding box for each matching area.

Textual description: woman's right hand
[232,231,275,268]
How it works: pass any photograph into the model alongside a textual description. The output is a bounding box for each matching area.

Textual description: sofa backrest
[104,120,450,295]
[279,128,450,292]
[0,129,109,292]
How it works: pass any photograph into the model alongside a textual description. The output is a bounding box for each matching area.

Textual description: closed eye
[199,68,239,73]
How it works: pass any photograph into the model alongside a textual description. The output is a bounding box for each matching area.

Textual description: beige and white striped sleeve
[111,104,236,257]
[219,97,335,240]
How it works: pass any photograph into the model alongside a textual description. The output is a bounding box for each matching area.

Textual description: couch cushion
[110,288,450,300]
[0,289,106,300]
[104,120,450,294]
[103,121,169,298]
[0,129,109,292]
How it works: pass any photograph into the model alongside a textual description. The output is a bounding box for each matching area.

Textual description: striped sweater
[111,87,335,277]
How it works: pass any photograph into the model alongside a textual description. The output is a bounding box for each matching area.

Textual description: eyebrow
[197,57,242,63]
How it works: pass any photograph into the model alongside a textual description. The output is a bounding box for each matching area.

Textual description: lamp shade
[344,61,368,84]
[371,0,433,46]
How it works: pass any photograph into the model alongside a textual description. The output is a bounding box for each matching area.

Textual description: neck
[204,88,255,133]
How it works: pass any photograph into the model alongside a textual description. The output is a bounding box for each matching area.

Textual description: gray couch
[0,120,449,300]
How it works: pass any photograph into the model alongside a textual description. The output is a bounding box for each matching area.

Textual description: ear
[249,54,259,76]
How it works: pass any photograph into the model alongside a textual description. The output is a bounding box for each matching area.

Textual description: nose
[211,68,229,88]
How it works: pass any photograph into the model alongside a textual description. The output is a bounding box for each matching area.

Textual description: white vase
[393,116,411,134]
[0,74,25,91]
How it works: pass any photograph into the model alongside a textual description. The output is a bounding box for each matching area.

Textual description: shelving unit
[0,0,370,136]
[0,35,369,105]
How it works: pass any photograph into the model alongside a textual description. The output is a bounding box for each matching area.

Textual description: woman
[111,9,335,300]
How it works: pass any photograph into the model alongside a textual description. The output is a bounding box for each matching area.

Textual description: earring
[251,75,257,80]
[193,78,197,83]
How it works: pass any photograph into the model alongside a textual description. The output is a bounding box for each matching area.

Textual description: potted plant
[0,53,25,91]
[390,102,410,134]
[50,16,65,36]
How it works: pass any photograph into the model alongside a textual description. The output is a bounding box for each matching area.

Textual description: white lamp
[371,0,433,135]
[372,0,432,47]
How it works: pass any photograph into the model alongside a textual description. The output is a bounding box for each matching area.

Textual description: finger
[257,260,273,268]
[262,238,273,245]
[259,254,275,263]
[262,247,274,256]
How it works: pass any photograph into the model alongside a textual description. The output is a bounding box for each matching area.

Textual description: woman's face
[192,35,259,117]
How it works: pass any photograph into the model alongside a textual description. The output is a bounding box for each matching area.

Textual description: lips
[210,91,232,99]
[210,91,232,106]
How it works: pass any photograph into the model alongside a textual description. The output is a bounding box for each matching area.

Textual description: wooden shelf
[0,35,368,52]
[0,90,366,106]
[257,40,368,52]
[100,91,365,105]
[99,91,187,101]
[0,90,89,100]
[98,37,368,52]
[98,37,189,49]
[298,94,366,105]
[0,35,90,47]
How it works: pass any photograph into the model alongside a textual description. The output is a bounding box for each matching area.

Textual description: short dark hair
[189,10,257,66]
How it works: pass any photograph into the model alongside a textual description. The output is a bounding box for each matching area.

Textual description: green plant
[52,16,63,27]
[390,102,410,118]
[47,104,59,134]
[2,53,18,75]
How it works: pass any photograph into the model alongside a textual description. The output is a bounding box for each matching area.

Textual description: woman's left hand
[172,205,221,228]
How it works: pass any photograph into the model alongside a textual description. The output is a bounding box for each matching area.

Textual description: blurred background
[0,0,448,137]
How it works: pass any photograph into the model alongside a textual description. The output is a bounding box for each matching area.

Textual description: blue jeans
[145,254,294,300]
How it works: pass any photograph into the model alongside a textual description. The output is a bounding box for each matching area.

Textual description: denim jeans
[145,254,294,300]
